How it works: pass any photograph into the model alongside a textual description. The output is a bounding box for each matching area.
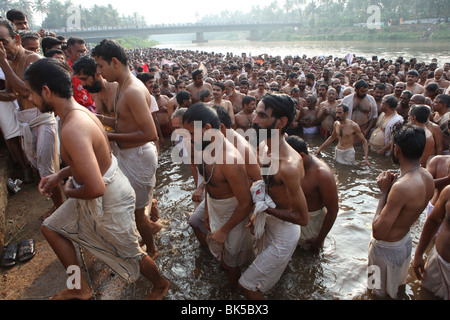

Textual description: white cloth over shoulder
[250,180,275,240]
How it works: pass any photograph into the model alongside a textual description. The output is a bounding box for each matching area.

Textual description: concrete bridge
[49,21,301,43]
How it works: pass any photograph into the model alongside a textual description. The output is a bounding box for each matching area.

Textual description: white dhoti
[239,215,300,293]
[421,244,450,300]
[335,146,356,165]
[0,100,20,140]
[116,142,157,210]
[206,195,254,268]
[43,155,145,283]
[368,232,412,299]
[18,108,59,177]
[426,201,443,237]
[298,207,327,245]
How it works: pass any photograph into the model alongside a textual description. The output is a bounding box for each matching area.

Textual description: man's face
[12,19,29,31]
[257,79,266,89]
[194,73,203,86]
[22,38,39,53]
[152,87,161,98]
[306,95,316,108]
[356,86,368,99]
[240,84,249,95]
[327,89,337,101]
[252,101,278,141]
[76,71,102,93]
[318,86,327,97]
[25,81,52,113]
[94,56,114,82]
[432,97,443,112]
[379,72,387,83]
[244,100,257,113]
[298,78,306,90]
[212,85,223,99]
[394,83,405,96]
[331,79,341,92]
[373,88,385,101]
[400,92,411,107]
[161,74,169,85]
[335,107,346,122]
[175,82,186,92]
[0,26,20,60]
[406,74,417,85]
[50,53,66,63]
[68,42,86,63]
[434,69,443,81]
[224,83,233,96]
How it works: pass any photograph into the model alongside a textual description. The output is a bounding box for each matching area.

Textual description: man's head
[354,80,369,99]
[327,87,337,101]
[252,93,296,139]
[239,80,249,95]
[286,135,310,161]
[192,69,203,86]
[335,104,349,122]
[44,49,66,63]
[212,81,225,99]
[406,70,419,85]
[372,83,386,101]
[152,84,161,98]
[136,72,155,91]
[6,9,29,30]
[432,94,450,114]
[381,95,398,113]
[391,124,426,164]
[242,95,256,113]
[182,103,221,150]
[41,36,63,54]
[410,104,431,124]
[24,58,73,113]
[91,39,128,82]
[212,105,232,131]
[0,19,21,60]
[306,94,317,108]
[73,55,103,93]
[394,82,406,96]
[409,94,426,107]
[171,107,187,130]
[67,37,87,63]
[199,89,212,103]
[400,90,413,108]
[176,90,192,108]
[20,31,40,53]
[223,80,235,96]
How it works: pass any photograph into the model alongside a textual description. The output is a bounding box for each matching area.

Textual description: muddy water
[151,132,438,300]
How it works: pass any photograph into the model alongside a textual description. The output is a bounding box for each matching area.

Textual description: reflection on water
[152,132,438,300]
[155,40,450,65]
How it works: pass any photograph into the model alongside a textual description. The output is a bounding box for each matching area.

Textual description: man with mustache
[342,79,378,141]
[315,104,370,167]
[369,124,434,299]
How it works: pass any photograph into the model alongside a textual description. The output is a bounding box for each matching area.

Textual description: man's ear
[41,85,52,99]
[278,116,288,129]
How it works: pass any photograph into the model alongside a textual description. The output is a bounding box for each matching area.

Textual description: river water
[148,40,445,300]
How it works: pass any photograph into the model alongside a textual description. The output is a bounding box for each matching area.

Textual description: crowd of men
[0,8,449,300]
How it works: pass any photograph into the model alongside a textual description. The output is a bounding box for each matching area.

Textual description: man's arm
[354,123,370,166]
[315,122,338,154]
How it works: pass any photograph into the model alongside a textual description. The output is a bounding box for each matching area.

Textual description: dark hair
[24,58,73,99]
[242,95,255,107]
[176,90,191,106]
[239,80,249,87]
[436,94,450,108]
[19,31,39,42]
[174,79,184,89]
[91,39,128,66]
[407,70,420,77]
[260,93,296,133]
[374,83,386,91]
[72,55,97,77]
[286,135,309,155]
[192,69,203,79]
[199,89,211,102]
[136,72,154,84]
[383,95,398,109]
[337,103,349,113]
[402,90,413,99]
[212,105,232,129]
[6,9,27,22]
[392,124,426,160]
[213,81,225,91]
[411,105,430,124]
[44,49,64,58]
[0,19,19,38]
[41,36,63,53]
[425,82,439,93]
[182,102,220,129]
[67,37,85,48]
[354,79,369,90]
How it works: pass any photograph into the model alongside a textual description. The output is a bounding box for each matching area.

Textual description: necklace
[399,165,421,178]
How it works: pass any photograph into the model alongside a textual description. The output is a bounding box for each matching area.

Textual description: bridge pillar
[248,30,261,41]
[192,32,208,43]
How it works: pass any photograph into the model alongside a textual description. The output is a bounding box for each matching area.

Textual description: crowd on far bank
[1,8,450,301]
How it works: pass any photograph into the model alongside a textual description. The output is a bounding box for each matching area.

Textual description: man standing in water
[186,69,213,104]
[29,58,169,300]
[315,104,370,167]
[183,103,254,287]
[369,124,434,299]
[92,39,160,258]
[238,93,309,299]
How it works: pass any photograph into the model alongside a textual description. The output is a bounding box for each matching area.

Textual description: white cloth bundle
[250,180,275,240]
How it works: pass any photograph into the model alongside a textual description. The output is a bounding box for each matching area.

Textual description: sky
[71,0,279,25]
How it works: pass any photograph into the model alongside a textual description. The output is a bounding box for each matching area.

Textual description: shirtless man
[342,79,378,140]
[405,70,425,95]
[299,94,320,135]
[396,90,413,123]
[167,79,186,118]
[159,71,175,98]
[182,103,254,287]
[223,79,245,114]
[239,93,309,300]
[297,76,311,99]
[369,95,404,155]
[28,58,169,300]
[409,105,436,167]
[234,95,256,133]
[316,83,328,106]
[207,81,235,128]
[425,68,450,90]
[281,72,298,95]
[388,82,406,103]
[0,20,63,217]
[431,94,450,152]
[249,77,268,104]
[316,104,370,167]
[369,124,434,299]
[286,136,338,251]
[186,69,213,104]
[152,84,172,139]
[317,87,340,138]
[413,184,450,300]
[239,79,250,95]
[92,39,160,258]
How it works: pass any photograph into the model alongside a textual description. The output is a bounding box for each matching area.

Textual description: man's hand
[39,173,62,197]
[376,171,397,193]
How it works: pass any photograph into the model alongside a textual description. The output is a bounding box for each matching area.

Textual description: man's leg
[139,255,170,300]
[135,208,158,259]
[40,225,93,300]
[5,137,32,183]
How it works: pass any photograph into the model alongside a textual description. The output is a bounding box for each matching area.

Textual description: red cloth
[68,59,96,113]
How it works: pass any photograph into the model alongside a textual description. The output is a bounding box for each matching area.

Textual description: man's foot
[49,288,94,300]
[149,221,163,235]
[145,277,170,300]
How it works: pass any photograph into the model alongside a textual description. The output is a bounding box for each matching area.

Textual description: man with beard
[405,70,425,95]
[396,90,413,123]
[281,72,298,95]
[29,58,169,300]
[316,104,370,167]
[249,77,269,105]
[0,19,63,217]
[342,79,378,140]
[186,69,213,104]
[369,124,434,299]
[183,103,254,287]
[223,79,244,114]
[238,93,309,300]
[235,95,257,132]
[299,94,320,135]
[207,81,235,128]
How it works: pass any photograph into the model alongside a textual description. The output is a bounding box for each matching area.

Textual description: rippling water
[151,132,438,300]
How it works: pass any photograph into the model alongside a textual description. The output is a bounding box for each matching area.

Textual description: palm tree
[0,0,13,17]
[33,0,49,27]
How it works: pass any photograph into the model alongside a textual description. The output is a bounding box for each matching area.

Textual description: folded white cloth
[250,180,275,240]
